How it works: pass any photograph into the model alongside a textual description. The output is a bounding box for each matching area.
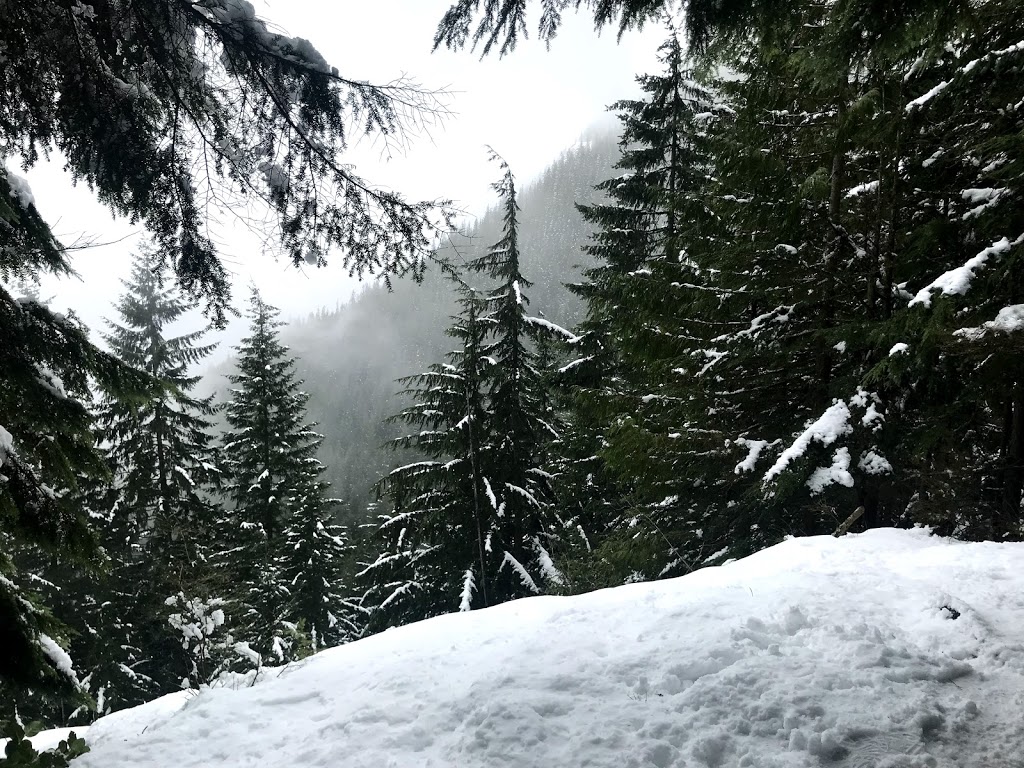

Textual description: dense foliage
[3,0,1023,752]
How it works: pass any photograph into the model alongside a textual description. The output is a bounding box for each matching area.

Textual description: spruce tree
[280,458,363,650]
[219,288,349,663]
[90,245,223,697]
[0,230,146,716]
[367,157,565,629]
[467,153,564,602]
[3,0,447,715]
[366,281,493,627]
[565,34,732,580]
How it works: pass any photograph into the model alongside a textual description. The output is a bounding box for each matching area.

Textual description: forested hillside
[282,129,620,521]
[4,0,1024,759]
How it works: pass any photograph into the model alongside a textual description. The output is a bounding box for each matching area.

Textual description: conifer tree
[365,282,493,627]
[219,288,345,663]
[98,246,222,580]
[280,462,363,650]
[0,228,146,716]
[467,153,565,602]
[73,246,224,703]
[564,33,732,579]
[366,157,566,629]
[4,0,448,715]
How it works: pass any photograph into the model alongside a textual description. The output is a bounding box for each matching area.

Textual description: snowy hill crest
[61,529,1024,767]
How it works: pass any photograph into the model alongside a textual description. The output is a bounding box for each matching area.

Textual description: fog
[20,0,662,357]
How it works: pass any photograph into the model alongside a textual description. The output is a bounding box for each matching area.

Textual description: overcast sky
[26,0,664,352]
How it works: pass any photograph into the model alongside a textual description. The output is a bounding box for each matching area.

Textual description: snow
[905,80,949,111]
[38,634,79,686]
[59,529,1024,767]
[845,180,879,198]
[955,304,1024,341]
[733,437,773,474]
[205,0,337,76]
[909,236,1021,307]
[889,342,910,356]
[0,424,12,468]
[459,569,475,612]
[859,449,893,475]
[4,165,35,208]
[806,447,854,494]
[763,400,852,484]
[525,315,579,343]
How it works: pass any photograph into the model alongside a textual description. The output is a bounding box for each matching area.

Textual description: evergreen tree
[366,157,566,630]
[98,246,222,581]
[467,153,565,602]
[3,0,446,718]
[280,460,363,650]
[88,246,223,698]
[365,281,494,627]
[564,33,731,580]
[0,230,146,717]
[218,288,348,664]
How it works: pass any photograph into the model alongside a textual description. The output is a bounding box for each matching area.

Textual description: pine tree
[0,233,146,716]
[89,245,223,698]
[467,153,565,602]
[3,0,447,716]
[366,157,566,630]
[564,34,732,580]
[365,281,494,627]
[280,480,363,650]
[218,288,342,664]
[98,246,222,580]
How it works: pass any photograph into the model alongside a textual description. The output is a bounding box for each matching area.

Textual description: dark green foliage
[1,232,148,708]
[217,288,358,662]
[70,246,226,704]
[280,476,363,649]
[3,0,451,325]
[2,0,447,727]
[365,156,568,629]
[554,0,1024,589]
[275,130,620,523]
[1,719,88,768]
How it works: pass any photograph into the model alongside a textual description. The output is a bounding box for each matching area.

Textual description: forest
[1,0,1022,763]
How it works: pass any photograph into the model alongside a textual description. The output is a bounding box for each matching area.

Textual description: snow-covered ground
[54,529,1024,766]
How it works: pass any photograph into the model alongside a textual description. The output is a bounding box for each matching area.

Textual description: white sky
[25,0,664,351]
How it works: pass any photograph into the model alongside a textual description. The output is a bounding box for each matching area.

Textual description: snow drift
[63,529,1024,766]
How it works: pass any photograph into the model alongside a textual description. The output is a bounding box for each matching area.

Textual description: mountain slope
[64,529,1024,767]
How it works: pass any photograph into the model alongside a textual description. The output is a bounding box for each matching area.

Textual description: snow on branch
[500,552,540,594]
[0,424,13,470]
[533,538,564,586]
[905,81,949,111]
[909,235,1023,308]
[4,165,35,208]
[506,483,542,509]
[525,316,580,343]
[806,447,854,495]
[733,437,778,474]
[763,401,853,484]
[955,305,1024,341]
[459,569,475,612]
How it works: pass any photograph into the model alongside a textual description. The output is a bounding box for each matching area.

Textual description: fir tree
[3,0,447,718]
[89,245,223,698]
[467,153,565,602]
[366,157,566,629]
[280,480,363,650]
[218,288,345,664]
[0,236,146,716]
[565,34,731,579]
[366,281,494,627]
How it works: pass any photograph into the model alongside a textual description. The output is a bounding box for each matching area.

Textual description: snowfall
[28,529,1024,767]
